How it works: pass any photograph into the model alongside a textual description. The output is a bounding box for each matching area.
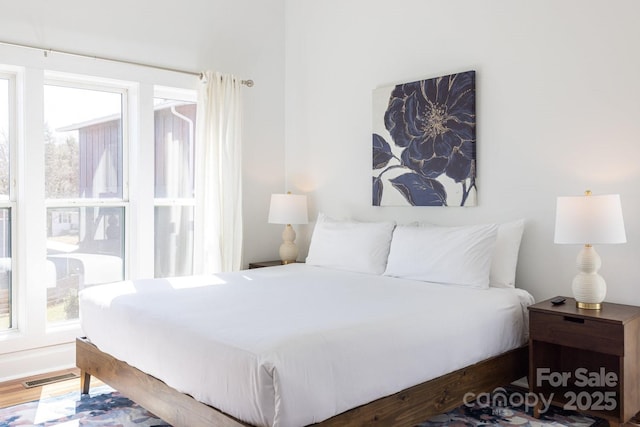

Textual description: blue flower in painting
[385,71,476,184]
[372,71,476,206]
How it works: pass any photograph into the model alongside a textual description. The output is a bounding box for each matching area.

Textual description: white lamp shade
[554,194,626,244]
[268,193,308,225]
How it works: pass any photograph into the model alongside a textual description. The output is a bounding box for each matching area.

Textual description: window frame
[43,74,132,327]
[0,70,17,332]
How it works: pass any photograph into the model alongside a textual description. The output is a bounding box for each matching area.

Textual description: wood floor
[0,367,104,409]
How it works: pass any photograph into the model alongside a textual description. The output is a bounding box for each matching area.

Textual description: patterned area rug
[0,385,607,426]
[0,385,169,427]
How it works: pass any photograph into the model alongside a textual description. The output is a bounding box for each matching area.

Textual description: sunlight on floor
[39,380,80,400]
[32,381,111,425]
[32,383,77,425]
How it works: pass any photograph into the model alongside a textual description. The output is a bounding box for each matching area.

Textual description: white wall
[284,0,640,304]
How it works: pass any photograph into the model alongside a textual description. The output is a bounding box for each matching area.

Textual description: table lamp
[268,193,308,264]
[554,191,626,309]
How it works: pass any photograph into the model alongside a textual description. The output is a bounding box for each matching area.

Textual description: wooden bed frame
[77,337,528,427]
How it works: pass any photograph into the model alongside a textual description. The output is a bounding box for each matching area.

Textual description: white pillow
[306,213,396,275]
[490,219,525,288]
[412,219,526,288]
[383,223,498,288]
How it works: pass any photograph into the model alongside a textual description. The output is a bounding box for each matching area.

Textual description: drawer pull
[563,316,585,323]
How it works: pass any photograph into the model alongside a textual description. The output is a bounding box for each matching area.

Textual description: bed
[77,217,533,427]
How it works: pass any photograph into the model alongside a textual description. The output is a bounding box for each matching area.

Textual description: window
[0,58,198,369]
[153,90,196,278]
[44,82,126,324]
[0,74,14,331]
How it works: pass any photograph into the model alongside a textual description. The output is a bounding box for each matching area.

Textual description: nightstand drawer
[530,311,624,355]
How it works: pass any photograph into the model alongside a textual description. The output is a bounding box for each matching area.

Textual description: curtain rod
[0,39,255,87]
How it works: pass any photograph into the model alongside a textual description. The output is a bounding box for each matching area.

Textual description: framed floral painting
[372,71,476,206]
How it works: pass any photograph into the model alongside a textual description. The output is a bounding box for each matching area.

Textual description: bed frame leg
[80,370,91,394]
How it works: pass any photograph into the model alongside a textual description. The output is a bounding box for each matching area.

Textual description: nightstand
[248,260,285,269]
[528,296,640,423]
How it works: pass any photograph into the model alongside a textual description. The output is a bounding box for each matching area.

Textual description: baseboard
[0,341,75,383]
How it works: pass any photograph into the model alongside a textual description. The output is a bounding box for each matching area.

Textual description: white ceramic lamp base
[279,224,299,264]
[572,245,606,310]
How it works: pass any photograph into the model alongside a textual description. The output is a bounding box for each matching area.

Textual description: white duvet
[79,263,534,427]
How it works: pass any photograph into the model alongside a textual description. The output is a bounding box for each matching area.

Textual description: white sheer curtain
[193,71,243,273]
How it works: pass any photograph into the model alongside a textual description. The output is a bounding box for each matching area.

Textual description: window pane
[46,207,124,323]
[154,206,194,277]
[0,208,11,330]
[154,96,196,279]
[154,99,196,199]
[44,85,123,199]
[0,79,9,200]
